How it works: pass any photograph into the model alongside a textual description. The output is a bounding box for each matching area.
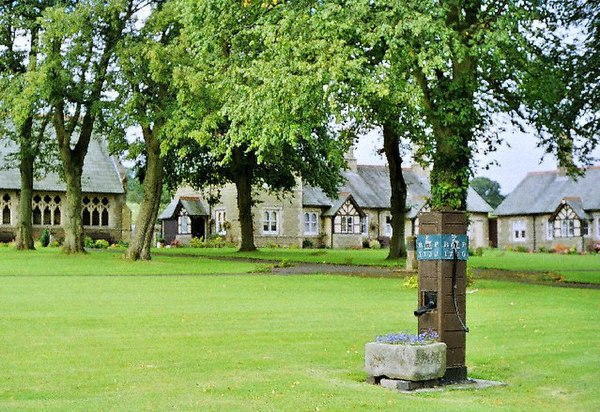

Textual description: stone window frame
[1,192,12,225]
[82,195,110,227]
[303,211,319,235]
[32,193,63,226]
[262,208,280,235]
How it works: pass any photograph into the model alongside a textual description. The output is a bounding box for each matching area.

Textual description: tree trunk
[232,147,256,252]
[15,147,35,250]
[126,128,164,261]
[61,160,85,253]
[383,122,407,260]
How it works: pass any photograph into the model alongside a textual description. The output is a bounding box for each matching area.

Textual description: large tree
[37,0,143,253]
[174,0,355,251]
[0,1,54,250]
[111,1,182,261]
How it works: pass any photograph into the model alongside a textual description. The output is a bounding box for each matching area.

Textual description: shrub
[403,275,418,289]
[94,239,110,249]
[474,247,484,257]
[190,237,205,248]
[170,239,181,248]
[84,236,95,248]
[368,239,381,249]
[538,246,549,253]
[39,229,51,247]
[49,237,63,247]
[205,234,232,248]
[302,239,314,249]
[514,245,529,253]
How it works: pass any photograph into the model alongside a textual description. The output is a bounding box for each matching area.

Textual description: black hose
[452,247,469,333]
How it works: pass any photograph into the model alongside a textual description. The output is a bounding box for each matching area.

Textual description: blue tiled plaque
[415,234,469,261]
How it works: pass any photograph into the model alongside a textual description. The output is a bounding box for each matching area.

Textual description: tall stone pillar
[416,211,468,382]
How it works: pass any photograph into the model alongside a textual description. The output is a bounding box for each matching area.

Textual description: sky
[354,129,599,195]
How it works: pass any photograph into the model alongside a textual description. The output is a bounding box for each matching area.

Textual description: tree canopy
[470,177,505,209]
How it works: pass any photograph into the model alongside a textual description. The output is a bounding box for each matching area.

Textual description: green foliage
[172,0,353,198]
[84,236,95,248]
[368,239,381,250]
[403,275,418,289]
[302,239,313,249]
[189,237,204,248]
[39,229,50,248]
[94,239,110,249]
[470,177,506,209]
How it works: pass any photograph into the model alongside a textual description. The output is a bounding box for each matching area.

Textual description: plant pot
[365,342,446,381]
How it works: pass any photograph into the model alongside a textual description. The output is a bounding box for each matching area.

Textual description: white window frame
[262,208,280,235]
[178,210,191,234]
[215,209,227,235]
[385,215,392,237]
[303,212,319,235]
[361,215,369,236]
[596,217,600,240]
[512,220,526,242]
[546,218,553,240]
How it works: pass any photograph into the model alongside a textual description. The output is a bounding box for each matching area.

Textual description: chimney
[557,134,573,177]
[345,145,358,173]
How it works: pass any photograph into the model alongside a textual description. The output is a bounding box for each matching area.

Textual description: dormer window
[550,199,590,238]
[333,198,363,234]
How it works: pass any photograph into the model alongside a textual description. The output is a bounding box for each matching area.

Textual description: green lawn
[469,249,600,284]
[0,246,264,276]
[0,248,598,411]
[156,246,401,266]
[156,246,600,284]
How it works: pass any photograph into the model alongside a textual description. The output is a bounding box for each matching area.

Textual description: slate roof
[494,167,600,216]
[322,194,365,217]
[303,165,493,216]
[159,196,209,220]
[0,138,125,194]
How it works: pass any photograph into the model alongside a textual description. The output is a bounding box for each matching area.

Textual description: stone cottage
[159,159,493,249]
[0,138,131,243]
[494,166,600,252]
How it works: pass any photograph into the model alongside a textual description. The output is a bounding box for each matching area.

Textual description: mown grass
[468,248,600,284]
[156,246,600,283]
[155,246,400,267]
[0,246,263,276]
[0,266,598,411]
